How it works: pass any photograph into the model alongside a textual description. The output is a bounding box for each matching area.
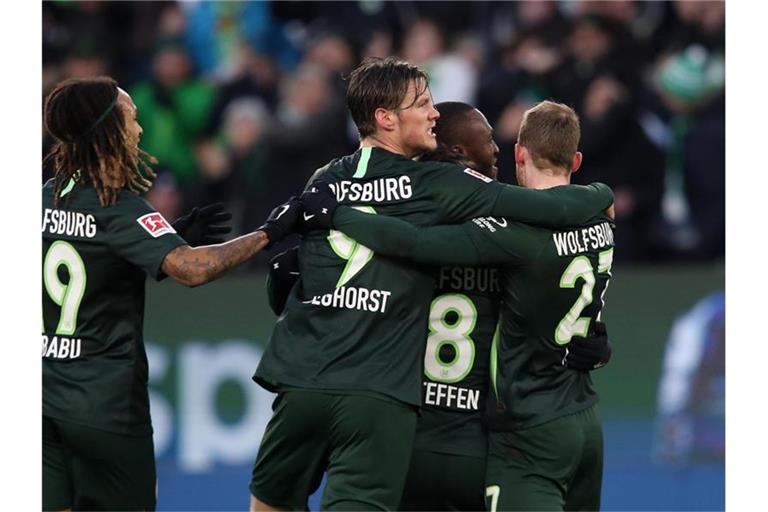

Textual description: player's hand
[259,196,302,248]
[561,321,612,371]
[300,182,338,230]
[172,202,233,246]
[267,246,300,315]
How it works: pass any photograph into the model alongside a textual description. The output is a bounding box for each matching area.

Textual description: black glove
[259,196,302,248]
[561,321,612,371]
[299,182,338,230]
[172,203,233,246]
[266,246,301,315]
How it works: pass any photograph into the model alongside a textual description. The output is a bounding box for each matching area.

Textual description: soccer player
[42,76,299,511]
[269,101,610,510]
[249,58,613,511]
[303,100,614,511]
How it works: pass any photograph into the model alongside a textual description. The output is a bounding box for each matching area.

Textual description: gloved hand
[561,321,612,371]
[259,196,302,248]
[299,182,338,230]
[266,246,301,315]
[172,203,233,246]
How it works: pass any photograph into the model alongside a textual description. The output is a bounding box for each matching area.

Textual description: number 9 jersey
[42,178,185,436]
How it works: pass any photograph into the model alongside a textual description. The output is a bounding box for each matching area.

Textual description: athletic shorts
[400,449,486,511]
[250,390,418,511]
[43,415,156,511]
[485,405,603,512]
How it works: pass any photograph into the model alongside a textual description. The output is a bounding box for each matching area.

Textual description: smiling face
[393,78,441,157]
[457,109,500,180]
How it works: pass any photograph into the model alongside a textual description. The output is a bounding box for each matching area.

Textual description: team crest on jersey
[137,212,176,238]
[463,168,492,183]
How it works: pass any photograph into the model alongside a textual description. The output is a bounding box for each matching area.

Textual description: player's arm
[489,182,613,227]
[302,183,527,266]
[162,198,301,287]
[161,231,270,287]
[265,246,300,315]
[334,208,487,265]
[426,164,613,227]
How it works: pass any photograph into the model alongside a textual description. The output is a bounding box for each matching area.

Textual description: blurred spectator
[647,44,725,259]
[653,291,725,465]
[194,98,272,234]
[667,0,725,53]
[41,0,725,267]
[263,62,352,201]
[145,172,184,225]
[205,39,282,135]
[401,18,478,104]
[180,1,299,82]
[477,27,567,181]
[130,36,216,190]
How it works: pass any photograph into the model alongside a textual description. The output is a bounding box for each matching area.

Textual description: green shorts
[485,405,603,512]
[43,415,156,511]
[400,449,486,511]
[250,390,418,511]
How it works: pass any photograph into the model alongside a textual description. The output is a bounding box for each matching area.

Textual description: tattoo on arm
[162,231,270,287]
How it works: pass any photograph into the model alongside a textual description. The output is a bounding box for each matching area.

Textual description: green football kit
[331,205,616,511]
[250,146,613,510]
[42,178,185,511]
[399,265,500,511]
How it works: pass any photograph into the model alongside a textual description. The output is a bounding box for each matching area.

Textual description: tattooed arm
[162,231,270,287]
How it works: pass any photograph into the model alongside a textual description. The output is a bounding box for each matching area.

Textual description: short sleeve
[105,194,187,280]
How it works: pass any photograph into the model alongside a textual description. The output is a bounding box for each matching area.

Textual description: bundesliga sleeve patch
[464,168,492,183]
[137,212,176,238]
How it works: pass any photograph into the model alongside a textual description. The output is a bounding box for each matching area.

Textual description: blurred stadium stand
[43,1,725,510]
[43,0,725,265]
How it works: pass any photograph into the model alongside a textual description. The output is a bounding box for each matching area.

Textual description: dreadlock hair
[420,102,477,166]
[43,76,157,207]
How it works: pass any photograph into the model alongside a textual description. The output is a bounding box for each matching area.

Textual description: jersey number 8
[424,294,477,383]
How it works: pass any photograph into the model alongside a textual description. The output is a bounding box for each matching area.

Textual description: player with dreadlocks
[42,76,300,511]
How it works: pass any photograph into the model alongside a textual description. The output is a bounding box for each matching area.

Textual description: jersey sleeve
[333,208,533,266]
[424,164,613,227]
[490,182,614,227]
[105,194,187,280]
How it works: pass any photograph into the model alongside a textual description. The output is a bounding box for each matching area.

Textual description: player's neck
[360,135,415,159]
[525,166,570,190]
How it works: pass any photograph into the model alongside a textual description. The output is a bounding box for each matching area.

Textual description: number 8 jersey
[42,178,185,436]
[415,266,501,457]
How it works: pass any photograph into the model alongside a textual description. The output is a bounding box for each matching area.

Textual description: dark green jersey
[414,266,500,457]
[254,147,613,406]
[42,178,185,435]
[332,208,616,429]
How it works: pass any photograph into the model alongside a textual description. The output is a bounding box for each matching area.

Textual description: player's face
[117,88,143,149]
[394,79,440,157]
[458,110,499,180]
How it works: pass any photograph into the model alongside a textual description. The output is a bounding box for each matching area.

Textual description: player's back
[42,178,182,435]
[415,265,500,455]
[487,215,615,431]
[255,147,504,407]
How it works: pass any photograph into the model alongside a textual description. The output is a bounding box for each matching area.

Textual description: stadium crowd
[42,0,724,266]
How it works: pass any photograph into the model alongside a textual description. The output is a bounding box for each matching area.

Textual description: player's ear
[571,151,583,174]
[374,107,396,132]
[514,143,526,165]
[452,144,467,156]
